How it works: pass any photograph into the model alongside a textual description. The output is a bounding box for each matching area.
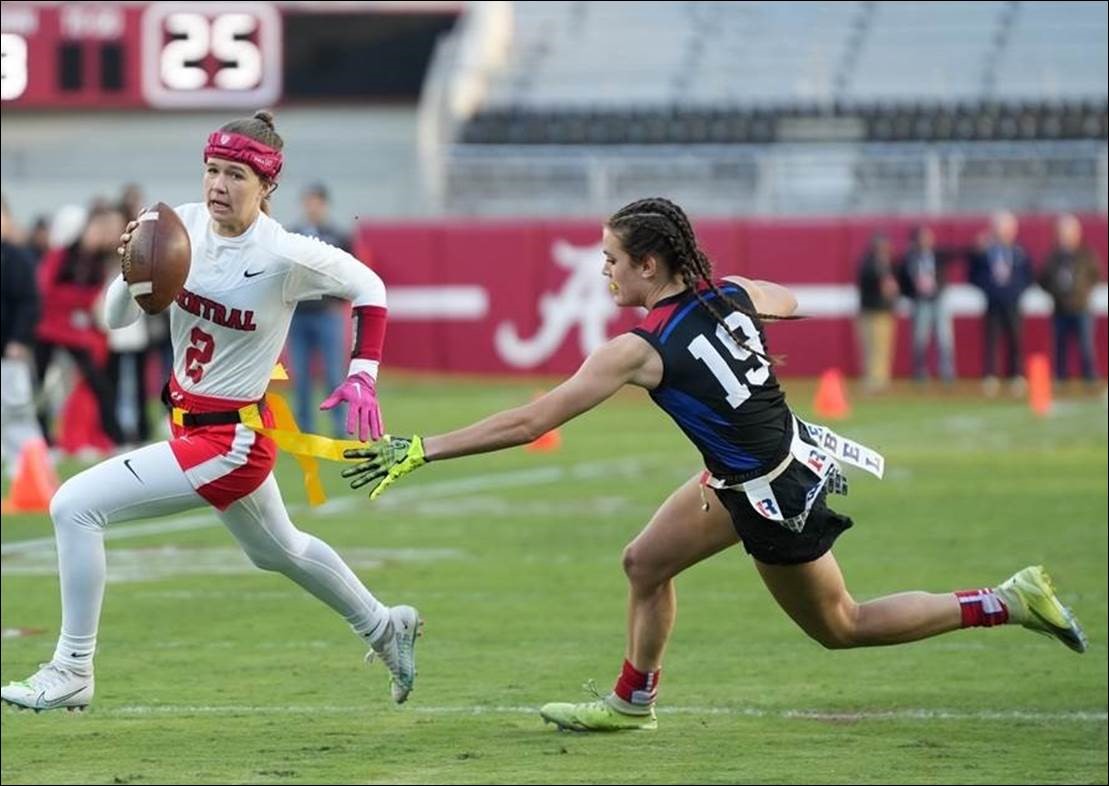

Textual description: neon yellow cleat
[995,565,1088,653]
[540,697,658,732]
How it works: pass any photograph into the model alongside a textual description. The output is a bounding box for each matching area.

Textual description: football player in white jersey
[1,110,420,712]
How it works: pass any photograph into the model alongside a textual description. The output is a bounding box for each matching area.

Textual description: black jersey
[631,281,791,482]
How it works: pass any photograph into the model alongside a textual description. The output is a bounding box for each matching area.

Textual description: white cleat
[367,605,422,704]
[1,663,94,713]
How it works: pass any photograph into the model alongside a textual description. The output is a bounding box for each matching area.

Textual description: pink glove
[320,372,384,442]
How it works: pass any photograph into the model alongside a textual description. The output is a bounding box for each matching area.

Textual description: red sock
[955,588,1009,628]
[613,659,660,706]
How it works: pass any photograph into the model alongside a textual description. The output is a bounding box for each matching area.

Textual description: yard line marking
[1,455,668,557]
[2,546,465,582]
[101,704,1108,723]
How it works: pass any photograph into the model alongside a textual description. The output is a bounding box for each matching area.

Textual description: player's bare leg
[540,473,738,731]
[757,554,1086,652]
[756,552,961,647]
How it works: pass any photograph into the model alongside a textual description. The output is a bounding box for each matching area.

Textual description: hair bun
[252,110,276,130]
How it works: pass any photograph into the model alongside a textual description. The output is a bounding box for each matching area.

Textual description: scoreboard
[1,3,282,108]
[1,2,459,109]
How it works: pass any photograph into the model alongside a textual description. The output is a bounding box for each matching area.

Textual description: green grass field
[2,376,1106,784]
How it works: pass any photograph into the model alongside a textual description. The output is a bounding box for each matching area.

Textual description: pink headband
[204,131,283,181]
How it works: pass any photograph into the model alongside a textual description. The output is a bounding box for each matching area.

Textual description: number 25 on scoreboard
[141,2,281,108]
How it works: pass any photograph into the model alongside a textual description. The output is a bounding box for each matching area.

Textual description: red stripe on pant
[168,411,277,510]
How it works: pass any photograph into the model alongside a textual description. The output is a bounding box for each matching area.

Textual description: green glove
[342,435,427,500]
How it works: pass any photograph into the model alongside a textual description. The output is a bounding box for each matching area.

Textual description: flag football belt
[701,415,885,533]
[162,374,366,507]
[160,383,267,428]
[169,402,263,428]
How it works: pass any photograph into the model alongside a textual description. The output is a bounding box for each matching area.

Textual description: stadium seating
[431,1,1107,215]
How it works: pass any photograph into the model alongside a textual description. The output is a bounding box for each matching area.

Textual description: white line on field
[0,512,220,557]
[100,704,1107,723]
[0,455,670,557]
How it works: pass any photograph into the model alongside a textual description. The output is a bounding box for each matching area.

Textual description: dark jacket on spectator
[1,240,40,352]
[1038,246,1102,315]
[858,251,898,312]
[968,243,1033,306]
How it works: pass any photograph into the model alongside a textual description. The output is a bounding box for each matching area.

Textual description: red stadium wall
[354,214,1108,378]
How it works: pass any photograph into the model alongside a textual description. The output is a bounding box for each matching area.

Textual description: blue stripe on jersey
[654,386,760,472]
[658,286,742,344]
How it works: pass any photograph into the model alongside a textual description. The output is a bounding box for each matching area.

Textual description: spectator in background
[49,204,90,250]
[27,216,51,266]
[1039,214,1102,386]
[856,232,900,393]
[120,183,144,220]
[98,271,153,446]
[1,195,45,476]
[969,211,1033,397]
[898,226,956,383]
[288,183,349,435]
[34,204,127,445]
[119,183,172,408]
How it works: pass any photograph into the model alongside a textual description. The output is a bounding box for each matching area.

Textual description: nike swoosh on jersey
[243,269,266,278]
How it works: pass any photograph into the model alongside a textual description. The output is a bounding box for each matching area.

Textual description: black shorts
[714,461,854,566]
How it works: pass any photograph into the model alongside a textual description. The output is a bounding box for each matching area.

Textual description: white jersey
[166,202,385,402]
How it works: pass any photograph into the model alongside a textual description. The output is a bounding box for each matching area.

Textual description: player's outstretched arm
[722,275,798,318]
[343,333,656,499]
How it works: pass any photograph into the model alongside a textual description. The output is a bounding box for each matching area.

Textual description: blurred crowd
[0,183,350,474]
[856,211,1103,395]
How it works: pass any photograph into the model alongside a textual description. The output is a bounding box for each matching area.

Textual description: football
[121,202,191,314]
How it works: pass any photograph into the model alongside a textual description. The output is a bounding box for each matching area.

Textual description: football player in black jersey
[343,197,1087,731]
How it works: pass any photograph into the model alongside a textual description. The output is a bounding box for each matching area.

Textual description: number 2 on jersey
[687,311,770,408]
[185,327,215,382]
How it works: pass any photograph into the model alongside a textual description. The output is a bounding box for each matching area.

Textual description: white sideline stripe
[381,284,1109,320]
[0,456,664,556]
[388,286,489,319]
[790,283,1108,318]
[372,285,1109,321]
[103,704,1108,723]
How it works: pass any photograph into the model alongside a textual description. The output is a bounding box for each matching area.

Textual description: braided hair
[606,197,796,365]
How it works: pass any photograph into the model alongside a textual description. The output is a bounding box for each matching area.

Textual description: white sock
[361,614,394,650]
[53,632,96,675]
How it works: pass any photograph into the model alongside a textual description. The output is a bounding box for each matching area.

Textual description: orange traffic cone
[2,438,59,514]
[1027,353,1052,417]
[813,369,850,420]
[526,427,563,453]
[525,390,562,453]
